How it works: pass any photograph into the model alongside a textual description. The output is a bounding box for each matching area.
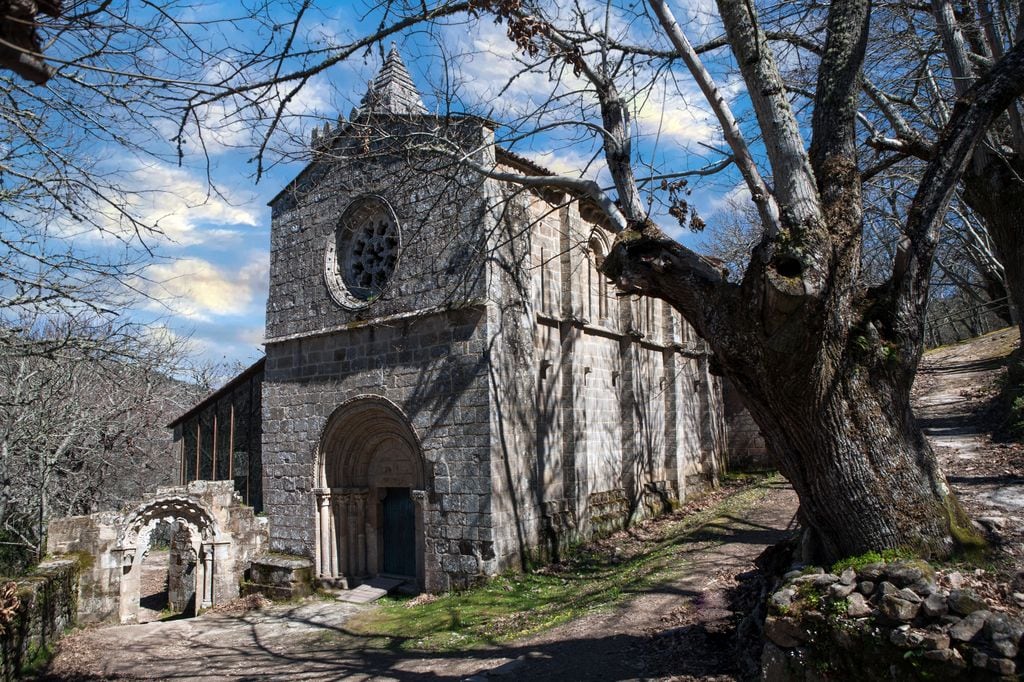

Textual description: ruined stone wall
[46,481,268,625]
[0,560,78,681]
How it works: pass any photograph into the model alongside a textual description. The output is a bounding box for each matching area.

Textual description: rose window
[325,197,402,309]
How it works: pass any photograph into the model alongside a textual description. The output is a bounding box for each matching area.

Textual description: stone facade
[257,48,728,593]
[722,379,770,470]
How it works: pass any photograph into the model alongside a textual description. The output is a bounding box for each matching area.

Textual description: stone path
[41,481,798,681]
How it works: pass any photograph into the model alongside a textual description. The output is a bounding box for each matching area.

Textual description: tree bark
[734,349,969,561]
[962,154,1024,338]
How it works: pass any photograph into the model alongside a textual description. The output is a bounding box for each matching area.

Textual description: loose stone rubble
[762,559,1023,680]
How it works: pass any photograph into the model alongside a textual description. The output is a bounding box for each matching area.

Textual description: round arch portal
[114,495,220,624]
[315,396,428,590]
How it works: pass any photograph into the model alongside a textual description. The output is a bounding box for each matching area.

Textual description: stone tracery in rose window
[325,196,402,309]
[345,214,399,299]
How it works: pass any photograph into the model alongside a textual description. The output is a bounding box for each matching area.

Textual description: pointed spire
[355,44,427,116]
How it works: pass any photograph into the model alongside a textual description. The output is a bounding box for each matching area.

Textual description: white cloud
[632,79,719,148]
[52,161,261,248]
[140,254,268,322]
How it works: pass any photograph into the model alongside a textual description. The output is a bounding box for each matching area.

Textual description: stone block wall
[261,306,494,591]
[46,512,122,623]
[722,379,770,470]
[0,559,78,681]
[485,178,727,571]
[266,120,492,342]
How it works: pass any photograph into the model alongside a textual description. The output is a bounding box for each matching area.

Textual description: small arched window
[588,235,609,322]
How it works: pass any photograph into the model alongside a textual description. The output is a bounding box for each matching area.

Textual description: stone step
[333,577,405,604]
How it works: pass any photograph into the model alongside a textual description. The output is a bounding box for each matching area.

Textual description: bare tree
[0,313,204,573]
[173,0,1024,562]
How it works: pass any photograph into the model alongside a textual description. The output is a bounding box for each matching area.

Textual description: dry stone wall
[762,560,1023,680]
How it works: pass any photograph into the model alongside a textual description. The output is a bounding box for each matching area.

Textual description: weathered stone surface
[761,643,800,682]
[889,627,924,648]
[879,594,920,622]
[921,592,948,617]
[896,587,922,603]
[876,581,900,599]
[829,581,856,599]
[0,560,79,682]
[839,567,857,586]
[858,562,885,581]
[986,657,1016,676]
[984,612,1023,659]
[811,573,840,588]
[919,630,950,651]
[847,592,872,618]
[947,589,987,616]
[770,588,797,613]
[857,580,875,595]
[883,561,926,588]
[764,616,808,648]
[948,610,990,642]
[922,648,965,666]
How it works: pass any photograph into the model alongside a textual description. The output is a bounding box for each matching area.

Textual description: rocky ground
[37,328,1023,681]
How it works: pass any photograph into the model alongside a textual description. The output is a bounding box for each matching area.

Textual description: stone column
[411,489,427,589]
[346,494,359,576]
[333,491,349,585]
[201,544,214,608]
[315,488,332,577]
[354,490,368,576]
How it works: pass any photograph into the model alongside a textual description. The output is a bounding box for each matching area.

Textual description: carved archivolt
[117,495,219,554]
[318,395,425,489]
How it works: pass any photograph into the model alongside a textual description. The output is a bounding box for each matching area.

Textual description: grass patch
[346,478,780,651]
[830,549,915,574]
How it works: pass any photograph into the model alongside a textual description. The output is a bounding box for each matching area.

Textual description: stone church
[169,48,727,594]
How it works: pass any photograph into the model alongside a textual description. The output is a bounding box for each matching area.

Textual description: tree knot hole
[773,255,803,279]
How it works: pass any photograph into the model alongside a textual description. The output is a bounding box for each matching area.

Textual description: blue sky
[40,0,757,374]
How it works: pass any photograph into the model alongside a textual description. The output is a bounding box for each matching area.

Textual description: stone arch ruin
[115,494,219,623]
[314,395,428,590]
[47,481,268,625]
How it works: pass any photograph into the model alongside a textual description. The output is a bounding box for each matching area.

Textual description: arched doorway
[316,397,427,590]
[115,495,220,624]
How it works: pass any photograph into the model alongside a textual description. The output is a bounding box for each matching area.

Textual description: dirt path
[42,481,797,682]
[913,327,1024,573]
[913,330,1024,528]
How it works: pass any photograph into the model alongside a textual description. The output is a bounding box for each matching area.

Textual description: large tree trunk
[731,350,972,562]
[962,154,1024,339]
[605,217,983,565]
